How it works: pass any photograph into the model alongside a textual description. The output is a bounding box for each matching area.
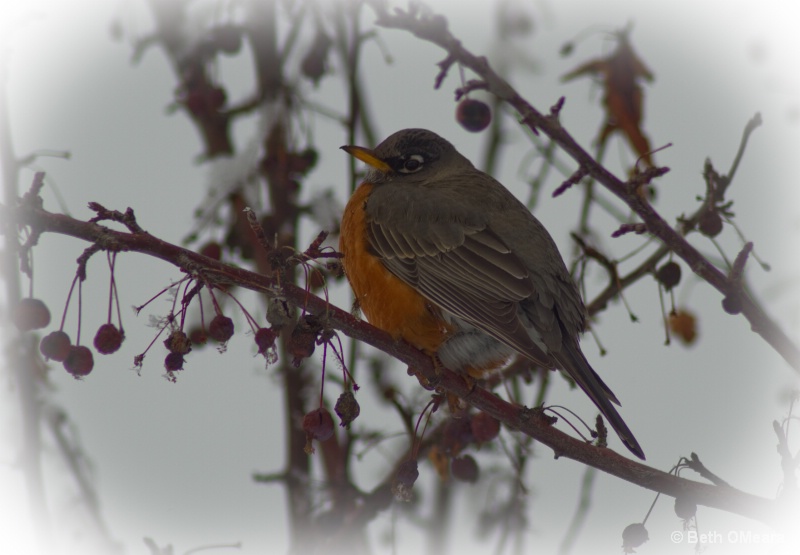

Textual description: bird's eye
[399,154,424,173]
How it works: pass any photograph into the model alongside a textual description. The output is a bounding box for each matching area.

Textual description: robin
[339,128,645,460]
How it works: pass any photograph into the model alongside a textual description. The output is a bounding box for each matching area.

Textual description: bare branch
[13,195,793,528]
[370,3,800,374]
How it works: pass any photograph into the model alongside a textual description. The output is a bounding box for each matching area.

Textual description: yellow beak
[340,145,392,173]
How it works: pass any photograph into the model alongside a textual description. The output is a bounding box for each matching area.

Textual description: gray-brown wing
[367,218,552,366]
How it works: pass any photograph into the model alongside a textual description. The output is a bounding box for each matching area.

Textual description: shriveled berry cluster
[390,406,502,501]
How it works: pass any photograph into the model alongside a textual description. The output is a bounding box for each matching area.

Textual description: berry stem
[328,333,358,391]
[205,283,223,315]
[198,289,207,335]
[76,278,83,345]
[411,397,438,460]
[106,252,114,324]
[111,254,124,332]
[59,274,80,331]
[134,276,190,314]
[220,288,259,333]
[177,279,193,330]
[318,342,327,408]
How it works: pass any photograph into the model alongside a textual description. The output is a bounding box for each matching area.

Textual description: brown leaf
[669,309,698,345]
[563,30,654,166]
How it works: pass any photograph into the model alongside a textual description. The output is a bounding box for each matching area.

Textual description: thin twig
[370,3,800,373]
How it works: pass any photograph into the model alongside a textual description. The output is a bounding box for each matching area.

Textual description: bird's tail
[553,344,645,460]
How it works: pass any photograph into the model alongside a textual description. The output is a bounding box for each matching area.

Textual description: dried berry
[456,99,492,132]
[302,407,334,443]
[254,327,278,355]
[208,314,234,342]
[699,209,723,237]
[164,352,185,372]
[289,316,320,366]
[63,346,94,377]
[208,86,227,111]
[656,261,681,291]
[392,459,419,502]
[184,91,207,116]
[470,411,501,443]
[721,293,742,315]
[451,455,480,483]
[674,495,697,520]
[441,416,474,456]
[301,29,333,85]
[188,327,208,347]
[289,148,318,175]
[93,323,124,355]
[621,523,649,553]
[164,330,192,354]
[199,241,222,260]
[266,297,294,330]
[669,309,698,345]
[334,391,360,428]
[13,298,51,332]
[40,331,71,362]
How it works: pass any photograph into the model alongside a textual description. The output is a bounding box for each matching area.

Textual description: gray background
[2,0,799,554]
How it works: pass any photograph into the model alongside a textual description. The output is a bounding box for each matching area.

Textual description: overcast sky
[2,1,800,555]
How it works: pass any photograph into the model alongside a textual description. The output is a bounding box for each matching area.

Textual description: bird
[339,128,644,460]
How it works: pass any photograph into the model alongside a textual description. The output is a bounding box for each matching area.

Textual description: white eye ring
[399,154,425,173]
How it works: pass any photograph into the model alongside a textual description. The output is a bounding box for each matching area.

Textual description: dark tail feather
[553,345,645,460]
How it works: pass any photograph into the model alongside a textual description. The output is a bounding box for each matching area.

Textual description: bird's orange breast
[340,183,452,354]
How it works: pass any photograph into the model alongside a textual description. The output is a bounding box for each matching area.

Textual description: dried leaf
[669,309,698,345]
[563,30,654,166]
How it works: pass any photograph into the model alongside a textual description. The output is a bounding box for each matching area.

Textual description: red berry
[441,417,474,455]
[451,455,480,483]
[470,411,500,443]
[188,327,208,347]
[93,323,124,354]
[302,407,334,442]
[184,90,207,116]
[40,331,71,362]
[254,327,277,354]
[208,315,234,342]
[13,298,51,331]
[656,261,682,290]
[164,352,185,372]
[456,99,492,132]
[63,346,94,377]
[199,241,222,260]
[208,87,227,110]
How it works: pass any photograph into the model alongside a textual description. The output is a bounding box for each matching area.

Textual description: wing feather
[368,217,553,364]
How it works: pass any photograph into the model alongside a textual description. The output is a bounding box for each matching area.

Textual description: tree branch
[369,3,800,374]
[12,195,795,529]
